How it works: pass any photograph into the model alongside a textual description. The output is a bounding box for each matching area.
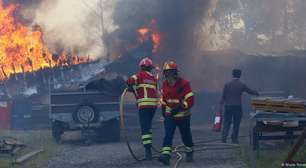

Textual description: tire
[73,105,99,124]
[95,118,120,142]
[52,121,64,143]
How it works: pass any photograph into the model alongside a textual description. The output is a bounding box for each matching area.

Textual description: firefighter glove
[126,84,134,92]
[171,106,183,116]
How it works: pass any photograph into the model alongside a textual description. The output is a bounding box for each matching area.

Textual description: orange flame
[137,19,161,53]
[137,27,150,43]
[138,28,150,37]
[0,1,88,80]
[152,31,161,53]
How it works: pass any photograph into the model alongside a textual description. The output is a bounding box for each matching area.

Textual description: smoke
[5,0,211,66]
[110,0,211,62]
[197,0,306,54]
[9,0,306,60]
[11,0,306,94]
[109,0,306,57]
[19,0,118,59]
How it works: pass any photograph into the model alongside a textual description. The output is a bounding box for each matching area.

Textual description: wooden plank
[14,149,44,164]
[285,128,306,162]
[4,139,26,147]
[252,105,305,113]
[252,97,306,113]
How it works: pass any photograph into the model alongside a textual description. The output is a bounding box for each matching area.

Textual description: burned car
[50,76,125,143]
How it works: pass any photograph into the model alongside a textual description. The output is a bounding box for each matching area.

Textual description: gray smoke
[13,0,224,61]
[10,0,306,59]
[111,0,210,61]
[10,0,306,94]
[206,0,306,54]
[17,0,118,59]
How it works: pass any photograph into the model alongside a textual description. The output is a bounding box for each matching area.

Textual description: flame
[0,1,88,80]
[151,31,161,53]
[138,28,150,37]
[137,19,161,53]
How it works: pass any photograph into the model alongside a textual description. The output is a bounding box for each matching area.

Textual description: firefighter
[158,61,195,165]
[126,57,158,160]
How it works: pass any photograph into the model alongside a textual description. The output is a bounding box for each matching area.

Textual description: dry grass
[240,141,306,168]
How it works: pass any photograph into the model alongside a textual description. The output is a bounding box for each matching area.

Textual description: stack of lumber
[251,97,306,113]
[0,138,26,154]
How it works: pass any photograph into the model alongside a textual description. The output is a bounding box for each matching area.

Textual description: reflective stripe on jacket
[127,71,158,108]
[161,78,194,119]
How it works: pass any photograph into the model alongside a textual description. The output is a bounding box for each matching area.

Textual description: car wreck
[50,70,126,144]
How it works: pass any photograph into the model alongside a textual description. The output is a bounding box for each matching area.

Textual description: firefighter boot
[145,147,152,160]
[185,151,194,162]
[158,154,170,166]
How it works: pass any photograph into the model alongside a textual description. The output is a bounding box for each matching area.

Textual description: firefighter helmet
[139,57,153,68]
[163,61,178,71]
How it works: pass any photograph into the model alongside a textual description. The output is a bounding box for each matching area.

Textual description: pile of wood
[0,138,44,164]
[251,97,306,113]
[0,138,26,154]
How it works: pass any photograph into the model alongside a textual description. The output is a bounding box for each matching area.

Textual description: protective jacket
[161,78,194,119]
[127,70,158,109]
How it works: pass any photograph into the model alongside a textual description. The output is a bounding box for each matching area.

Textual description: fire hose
[172,141,241,168]
[120,88,242,167]
[120,88,160,161]
[120,88,143,161]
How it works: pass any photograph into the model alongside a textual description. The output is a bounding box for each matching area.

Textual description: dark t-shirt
[221,79,258,106]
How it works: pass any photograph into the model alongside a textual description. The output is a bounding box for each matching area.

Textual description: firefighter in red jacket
[126,57,158,160]
[158,61,195,165]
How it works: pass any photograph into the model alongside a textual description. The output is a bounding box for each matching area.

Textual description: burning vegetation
[1,0,306,95]
[0,0,88,80]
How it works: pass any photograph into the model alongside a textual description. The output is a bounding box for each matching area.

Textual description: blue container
[11,97,32,130]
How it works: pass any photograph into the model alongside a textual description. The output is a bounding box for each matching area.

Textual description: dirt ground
[1,105,250,168]
[2,118,305,168]
[2,118,303,168]
[47,120,248,168]
[5,109,302,168]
